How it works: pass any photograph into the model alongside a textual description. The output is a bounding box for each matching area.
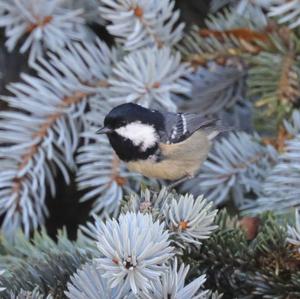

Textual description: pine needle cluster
[0,0,300,297]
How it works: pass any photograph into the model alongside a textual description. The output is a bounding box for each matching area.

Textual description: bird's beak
[96,126,113,134]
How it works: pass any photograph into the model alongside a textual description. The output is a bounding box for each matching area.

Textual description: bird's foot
[166,175,193,191]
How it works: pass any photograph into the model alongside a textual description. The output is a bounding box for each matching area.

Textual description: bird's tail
[183,113,234,140]
[207,130,220,140]
[205,120,234,140]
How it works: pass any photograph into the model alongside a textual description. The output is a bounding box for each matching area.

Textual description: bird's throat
[107,133,158,162]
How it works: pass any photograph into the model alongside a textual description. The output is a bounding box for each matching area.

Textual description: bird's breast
[127,130,211,180]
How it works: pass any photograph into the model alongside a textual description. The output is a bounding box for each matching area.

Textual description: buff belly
[126,130,211,180]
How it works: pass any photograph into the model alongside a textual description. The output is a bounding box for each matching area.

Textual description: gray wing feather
[159,112,220,144]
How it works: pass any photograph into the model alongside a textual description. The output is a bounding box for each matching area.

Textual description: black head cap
[104,103,164,130]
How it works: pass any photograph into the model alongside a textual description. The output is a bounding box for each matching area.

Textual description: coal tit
[97,103,221,184]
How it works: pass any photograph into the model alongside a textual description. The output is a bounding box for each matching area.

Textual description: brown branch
[12,91,87,203]
[185,24,285,68]
[27,16,53,33]
[277,50,300,105]
[262,126,293,153]
[133,6,164,48]
[109,154,127,187]
[11,80,109,211]
[186,27,270,67]
[199,28,269,43]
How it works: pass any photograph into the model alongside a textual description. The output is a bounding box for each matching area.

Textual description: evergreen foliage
[0,229,96,298]
[0,0,300,297]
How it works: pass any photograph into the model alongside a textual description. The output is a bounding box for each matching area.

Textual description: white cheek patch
[116,121,158,151]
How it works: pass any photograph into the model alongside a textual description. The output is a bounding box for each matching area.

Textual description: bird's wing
[158,112,220,144]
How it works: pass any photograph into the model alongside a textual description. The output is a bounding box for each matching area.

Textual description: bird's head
[97,103,163,161]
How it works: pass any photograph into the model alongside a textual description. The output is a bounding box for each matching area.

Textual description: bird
[97,103,223,187]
